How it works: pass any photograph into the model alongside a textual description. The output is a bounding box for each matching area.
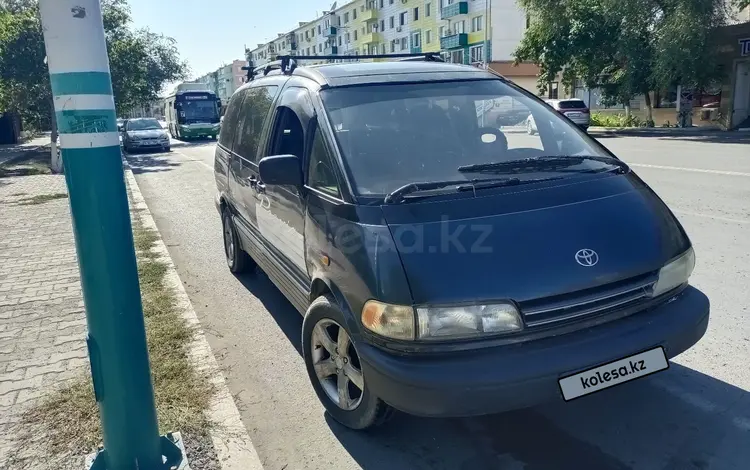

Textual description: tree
[0,0,188,168]
[513,0,728,125]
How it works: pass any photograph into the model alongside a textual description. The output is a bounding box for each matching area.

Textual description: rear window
[558,100,587,109]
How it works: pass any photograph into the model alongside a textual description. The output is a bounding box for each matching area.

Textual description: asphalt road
[126,131,750,470]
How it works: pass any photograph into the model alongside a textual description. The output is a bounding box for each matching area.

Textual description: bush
[590,112,646,128]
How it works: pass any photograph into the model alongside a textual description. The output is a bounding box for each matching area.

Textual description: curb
[587,126,724,135]
[122,160,264,470]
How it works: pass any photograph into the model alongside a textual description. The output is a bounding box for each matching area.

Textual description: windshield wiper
[383,177,512,204]
[456,176,564,192]
[458,155,629,175]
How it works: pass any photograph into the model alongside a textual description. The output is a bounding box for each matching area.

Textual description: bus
[164,83,222,140]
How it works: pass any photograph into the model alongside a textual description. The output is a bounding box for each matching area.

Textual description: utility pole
[37,1,184,469]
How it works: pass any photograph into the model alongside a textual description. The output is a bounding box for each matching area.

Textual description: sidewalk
[0,162,261,468]
[0,135,51,167]
[587,125,725,135]
[0,175,87,468]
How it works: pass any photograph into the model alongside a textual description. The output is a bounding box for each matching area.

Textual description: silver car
[121,118,171,153]
[526,98,591,134]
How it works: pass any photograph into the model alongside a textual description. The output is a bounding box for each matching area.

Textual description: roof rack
[244,53,444,77]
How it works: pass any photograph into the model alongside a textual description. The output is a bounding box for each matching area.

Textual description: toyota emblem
[575,249,599,267]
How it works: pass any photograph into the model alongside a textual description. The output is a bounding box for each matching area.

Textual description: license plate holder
[558,346,668,401]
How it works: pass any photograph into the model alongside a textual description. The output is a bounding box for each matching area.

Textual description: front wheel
[526,120,536,135]
[302,296,394,430]
[222,209,253,273]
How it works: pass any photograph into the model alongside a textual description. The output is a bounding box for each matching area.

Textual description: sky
[128,0,336,81]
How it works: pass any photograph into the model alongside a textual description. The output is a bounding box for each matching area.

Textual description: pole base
[86,431,189,470]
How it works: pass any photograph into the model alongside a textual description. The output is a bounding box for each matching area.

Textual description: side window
[307,126,341,198]
[234,85,279,161]
[218,90,245,149]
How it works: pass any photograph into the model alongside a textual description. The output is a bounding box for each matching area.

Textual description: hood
[380,174,689,305]
[128,129,166,139]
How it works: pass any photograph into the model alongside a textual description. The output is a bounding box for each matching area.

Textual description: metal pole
[37,1,165,469]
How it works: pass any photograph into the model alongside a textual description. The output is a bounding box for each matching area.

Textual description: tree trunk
[643,91,654,126]
[624,104,631,118]
[49,96,63,173]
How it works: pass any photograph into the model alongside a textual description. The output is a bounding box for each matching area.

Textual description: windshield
[321,80,611,197]
[126,119,162,131]
[178,98,219,122]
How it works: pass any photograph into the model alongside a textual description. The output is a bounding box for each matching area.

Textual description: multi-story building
[247,0,554,96]
[193,59,249,106]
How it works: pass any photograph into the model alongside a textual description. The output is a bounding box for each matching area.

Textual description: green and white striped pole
[38,1,178,469]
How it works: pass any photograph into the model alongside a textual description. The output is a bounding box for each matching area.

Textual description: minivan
[214,56,710,430]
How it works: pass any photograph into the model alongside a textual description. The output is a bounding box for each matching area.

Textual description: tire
[163,146,171,152]
[526,120,535,135]
[302,296,394,430]
[222,209,253,274]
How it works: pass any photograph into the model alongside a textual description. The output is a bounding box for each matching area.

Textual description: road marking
[172,149,214,171]
[672,209,750,225]
[630,163,750,177]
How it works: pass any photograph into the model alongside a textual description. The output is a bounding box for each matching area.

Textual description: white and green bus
[164,83,222,140]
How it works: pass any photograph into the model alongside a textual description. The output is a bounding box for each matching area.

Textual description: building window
[426,29,432,43]
[344,12,349,23]
[455,20,465,33]
[305,31,309,40]
[470,44,484,63]
[362,26,366,34]
[548,82,559,99]
[390,40,396,52]
[439,26,445,37]
[353,8,357,19]
[380,0,384,7]
[311,28,315,37]
[306,47,311,55]
[413,32,421,48]
[338,36,342,46]
[318,25,322,34]
[319,44,323,52]
[346,33,350,43]
[451,49,464,64]
[426,3,431,16]
[389,0,394,4]
[354,30,358,40]
[381,43,386,53]
[472,15,483,32]
[401,37,407,50]
[399,11,407,25]
[390,16,395,28]
[414,7,419,21]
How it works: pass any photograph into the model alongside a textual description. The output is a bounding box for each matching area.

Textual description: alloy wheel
[223,215,235,263]
[311,319,364,411]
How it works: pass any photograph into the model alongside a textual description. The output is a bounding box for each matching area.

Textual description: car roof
[250,60,499,89]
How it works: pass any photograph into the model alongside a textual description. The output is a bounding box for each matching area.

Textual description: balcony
[441,1,468,19]
[440,33,468,50]
[360,32,381,44]
[361,8,378,22]
[324,26,337,37]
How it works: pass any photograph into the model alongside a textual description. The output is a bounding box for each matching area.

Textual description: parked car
[527,98,591,134]
[214,58,709,430]
[121,118,170,153]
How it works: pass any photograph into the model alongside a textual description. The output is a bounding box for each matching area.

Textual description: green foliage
[0,0,188,131]
[514,0,728,108]
[590,112,646,128]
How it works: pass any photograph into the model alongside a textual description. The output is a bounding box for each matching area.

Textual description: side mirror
[259,154,302,187]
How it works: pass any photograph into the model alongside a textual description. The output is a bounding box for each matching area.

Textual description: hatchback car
[527,98,591,133]
[215,57,709,430]
[121,118,171,153]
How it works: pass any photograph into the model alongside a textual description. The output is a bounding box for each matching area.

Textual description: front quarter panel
[305,201,412,342]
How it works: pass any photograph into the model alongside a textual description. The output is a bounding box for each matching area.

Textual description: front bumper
[358,285,709,418]
[127,139,169,148]
[179,126,219,138]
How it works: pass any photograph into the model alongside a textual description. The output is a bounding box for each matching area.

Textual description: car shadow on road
[234,268,303,355]
[126,152,182,174]
[325,361,749,470]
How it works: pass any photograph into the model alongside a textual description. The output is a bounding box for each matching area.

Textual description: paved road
[126,132,750,470]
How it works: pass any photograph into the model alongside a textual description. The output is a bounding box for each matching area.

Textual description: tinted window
[558,100,587,109]
[218,91,245,148]
[307,126,341,198]
[234,86,279,161]
[322,80,608,196]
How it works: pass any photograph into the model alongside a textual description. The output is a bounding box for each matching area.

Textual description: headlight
[179,125,188,130]
[417,303,522,340]
[127,133,139,140]
[361,300,414,340]
[160,133,169,140]
[652,247,695,297]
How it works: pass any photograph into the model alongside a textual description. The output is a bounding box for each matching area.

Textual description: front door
[732,61,750,128]
[256,87,314,281]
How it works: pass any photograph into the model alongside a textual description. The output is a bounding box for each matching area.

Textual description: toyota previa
[214,56,710,430]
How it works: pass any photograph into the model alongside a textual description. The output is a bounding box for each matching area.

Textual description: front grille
[521,272,657,328]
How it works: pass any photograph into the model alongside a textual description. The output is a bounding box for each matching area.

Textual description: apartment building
[248,0,547,93]
[193,59,249,105]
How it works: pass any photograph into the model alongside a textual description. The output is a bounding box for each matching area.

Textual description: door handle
[256,181,266,193]
[247,175,257,188]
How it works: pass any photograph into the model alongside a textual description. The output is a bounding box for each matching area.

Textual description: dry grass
[15,193,68,205]
[10,209,215,463]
